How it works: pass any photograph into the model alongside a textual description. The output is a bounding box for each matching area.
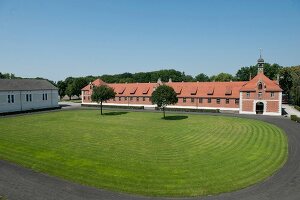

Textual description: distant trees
[195,73,210,82]
[214,73,234,82]
[91,85,116,115]
[151,85,178,119]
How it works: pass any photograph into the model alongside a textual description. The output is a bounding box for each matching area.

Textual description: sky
[0,0,299,81]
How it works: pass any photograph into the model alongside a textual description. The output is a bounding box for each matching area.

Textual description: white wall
[0,90,59,113]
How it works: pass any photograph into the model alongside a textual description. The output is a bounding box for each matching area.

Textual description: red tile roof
[82,72,282,98]
[240,73,282,92]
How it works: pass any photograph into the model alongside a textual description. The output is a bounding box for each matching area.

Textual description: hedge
[291,115,300,123]
[155,107,220,113]
[294,105,300,112]
[81,104,145,110]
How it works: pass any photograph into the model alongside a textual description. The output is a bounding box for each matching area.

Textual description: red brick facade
[82,58,282,116]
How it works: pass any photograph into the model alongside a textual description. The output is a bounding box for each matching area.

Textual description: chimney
[168,78,172,83]
[249,72,252,80]
[276,74,280,84]
[157,78,162,84]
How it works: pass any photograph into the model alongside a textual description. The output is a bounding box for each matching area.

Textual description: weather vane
[259,48,263,58]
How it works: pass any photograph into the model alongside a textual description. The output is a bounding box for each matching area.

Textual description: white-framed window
[8,95,15,103]
[191,98,194,103]
[271,92,275,98]
[143,97,146,101]
[45,93,47,100]
[258,82,263,90]
[208,98,211,103]
[235,99,239,104]
[246,92,250,98]
[226,99,229,104]
[136,97,139,101]
[258,92,262,98]
[216,98,220,104]
[119,97,122,101]
[183,98,186,103]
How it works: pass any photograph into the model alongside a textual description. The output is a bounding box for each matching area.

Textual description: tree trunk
[100,101,103,115]
[163,107,165,119]
[69,96,71,100]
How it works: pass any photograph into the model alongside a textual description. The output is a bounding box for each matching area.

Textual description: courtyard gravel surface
[0,109,299,200]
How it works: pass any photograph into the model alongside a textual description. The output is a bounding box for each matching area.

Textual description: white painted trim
[242,99,280,102]
[239,92,243,114]
[81,102,239,111]
[279,92,282,114]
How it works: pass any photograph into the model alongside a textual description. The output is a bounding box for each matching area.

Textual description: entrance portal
[256,102,264,114]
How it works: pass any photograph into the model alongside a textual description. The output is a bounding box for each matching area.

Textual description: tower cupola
[257,49,264,74]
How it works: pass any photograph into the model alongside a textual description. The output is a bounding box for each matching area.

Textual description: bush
[155,107,220,113]
[81,104,144,110]
[291,115,300,123]
[294,105,300,112]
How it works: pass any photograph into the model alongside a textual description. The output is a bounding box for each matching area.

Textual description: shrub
[155,107,220,113]
[81,104,144,110]
[294,105,300,112]
[291,115,300,123]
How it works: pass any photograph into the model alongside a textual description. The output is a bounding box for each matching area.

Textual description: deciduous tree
[91,85,116,115]
[151,85,178,119]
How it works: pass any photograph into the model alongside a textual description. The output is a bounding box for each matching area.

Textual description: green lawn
[0,110,287,197]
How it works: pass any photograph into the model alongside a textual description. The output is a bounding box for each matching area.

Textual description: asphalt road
[0,111,300,200]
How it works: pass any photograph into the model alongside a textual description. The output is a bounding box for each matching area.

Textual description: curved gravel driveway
[0,113,299,200]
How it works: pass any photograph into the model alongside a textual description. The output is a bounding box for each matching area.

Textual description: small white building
[0,79,59,113]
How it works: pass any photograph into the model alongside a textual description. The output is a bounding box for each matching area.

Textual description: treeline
[1,63,299,105]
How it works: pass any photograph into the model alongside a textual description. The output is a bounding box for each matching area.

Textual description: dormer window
[258,82,263,90]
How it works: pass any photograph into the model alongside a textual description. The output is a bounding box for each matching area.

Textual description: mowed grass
[0,110,287,197]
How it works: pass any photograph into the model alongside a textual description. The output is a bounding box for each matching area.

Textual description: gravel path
[0,111,299,200]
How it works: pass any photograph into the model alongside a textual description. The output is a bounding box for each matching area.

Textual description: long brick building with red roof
[81,57,282,116]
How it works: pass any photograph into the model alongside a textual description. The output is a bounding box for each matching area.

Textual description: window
[208,98,211,103]
[119,97,122,101]
[42,94,44,100]
[235,99,239,104]
[143,97,146,101]
[26,94,29,101]
[125,97,128,101]
[84,96,86,100]
[199,98,203,103]
[130,97,133,101]
[258,82,263,90]
[246,92,250,98]
[113,97,116,101]
[271,92,275,98]
[191,98,194,103]
[216,98,220,104]
[30,94,32,101]
[258,92,262,98]
[11,95,14,103]
[183,98,186,103]
[8,95,10,103]
[136,97,139,101]
[88,96,90,100]
[226,99,229,104]
[45,93,47,100]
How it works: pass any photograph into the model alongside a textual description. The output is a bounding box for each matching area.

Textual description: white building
[0,79,59,113]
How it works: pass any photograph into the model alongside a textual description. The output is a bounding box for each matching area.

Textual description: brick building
[82,57,282,116]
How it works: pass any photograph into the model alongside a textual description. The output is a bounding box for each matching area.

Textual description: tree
[151,85,178,119]
[214,73,234,82]
[57,80,67,99]
[72,77,89,97]
[91,85,116,115]
[65,83,75,100]
[195,73,210,82]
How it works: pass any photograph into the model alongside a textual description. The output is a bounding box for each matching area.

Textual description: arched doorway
[256,102,264,114]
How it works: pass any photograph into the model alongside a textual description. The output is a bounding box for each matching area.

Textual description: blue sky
[0,0,299,81]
